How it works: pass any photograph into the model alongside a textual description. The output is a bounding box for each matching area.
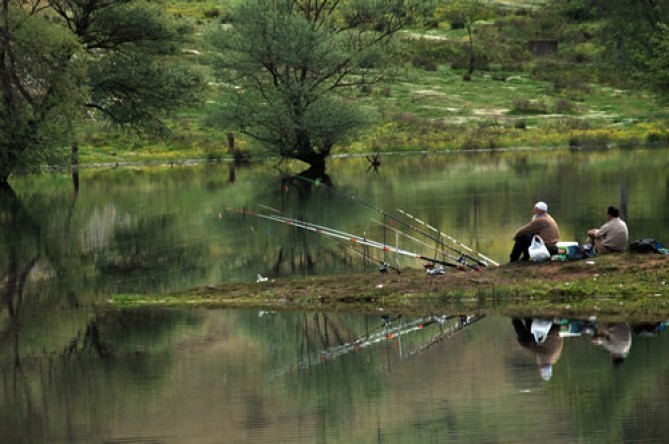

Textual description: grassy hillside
[78,0,669,165]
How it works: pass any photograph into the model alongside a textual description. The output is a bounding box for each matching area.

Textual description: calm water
[1,310,668,443]
[2,148,669,442]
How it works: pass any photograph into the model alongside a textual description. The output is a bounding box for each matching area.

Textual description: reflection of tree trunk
[12,343,36,437]
[620,179,628,222]
[314,313,327,348]
[1,184,39,321]
[71,144,79,195]
[228,163,236,183]
[83,321,109,358]
[274,247,285,274]
[2,254,38,319]
[71,170,80,194]
[472,194,481,251]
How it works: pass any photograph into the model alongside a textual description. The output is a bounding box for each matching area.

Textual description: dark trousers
[510,234,557,262]
[512,318,535,344]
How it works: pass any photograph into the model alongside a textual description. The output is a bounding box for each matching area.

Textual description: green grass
[74,2,669,163]
[110,254,669,320]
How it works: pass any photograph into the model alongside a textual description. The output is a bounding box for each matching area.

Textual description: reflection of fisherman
[592,323,632,365]
[512,318,563,381]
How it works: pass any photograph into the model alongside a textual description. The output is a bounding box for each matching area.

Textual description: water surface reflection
[2,310,668,443]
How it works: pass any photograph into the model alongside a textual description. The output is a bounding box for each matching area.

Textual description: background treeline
[128,0,669,160]
[3,0,669,183]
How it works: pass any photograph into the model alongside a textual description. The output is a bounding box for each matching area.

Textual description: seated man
[586,206,629,254]
[510,201,560,262]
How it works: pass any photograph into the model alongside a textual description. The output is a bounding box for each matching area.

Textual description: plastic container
[555,241,578,261]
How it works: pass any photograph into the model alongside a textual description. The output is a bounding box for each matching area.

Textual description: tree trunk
[290,150,327,171]
[467,24,475,75]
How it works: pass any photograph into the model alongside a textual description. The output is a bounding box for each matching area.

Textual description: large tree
[0,0,87,187]
[0,0,205,188]
[207,0,429,170]
[49,0,205,132]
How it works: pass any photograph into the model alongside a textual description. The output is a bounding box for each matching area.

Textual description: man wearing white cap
[510,201,560,262]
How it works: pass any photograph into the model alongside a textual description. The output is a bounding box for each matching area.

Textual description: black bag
[580,244,597,258]
[629,238,664,254]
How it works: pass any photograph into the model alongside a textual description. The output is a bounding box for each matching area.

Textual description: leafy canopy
[0,3,88,184]
[207,0,431,167]
[1,0,205,186]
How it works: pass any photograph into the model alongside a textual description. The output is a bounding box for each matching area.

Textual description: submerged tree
[207,0,429,170]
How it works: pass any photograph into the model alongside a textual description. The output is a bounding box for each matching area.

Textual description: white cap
[535,201,548,212]
[540,364,553,381]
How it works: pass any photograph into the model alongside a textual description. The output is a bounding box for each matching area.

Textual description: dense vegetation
[3,0,669,185]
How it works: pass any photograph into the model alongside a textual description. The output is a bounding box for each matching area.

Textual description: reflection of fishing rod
[263,314,469,381]
[395,209,500,267]
[371,218,476,270]
[321,315,455,361]
[294,175,491,268]
[228,208,461,268]
[400,314,486,363]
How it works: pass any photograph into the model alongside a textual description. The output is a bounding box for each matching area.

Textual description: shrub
[423,16,441,29]
[510,98,548,114]
[411,56,439,71]
[450,20,465,30]
[555,99,576,114]
[407,38,462,70]
[646,131,667,145]
[203,8,220,18]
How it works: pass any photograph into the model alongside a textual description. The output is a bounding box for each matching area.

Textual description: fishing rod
[257,205,400,273]
[322,233,401,274]
[395,209,500,267]
[371,218,477,270]
[232,208,460,268]
[294,175,491,268]
[228,208,461,268]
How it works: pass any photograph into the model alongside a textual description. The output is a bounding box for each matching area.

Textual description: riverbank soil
[114,254,668,320]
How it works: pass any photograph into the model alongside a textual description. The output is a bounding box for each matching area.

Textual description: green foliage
[0,3,88,183]
[510,98,549,115]
[206,0,424,167]
[51,0,206,133]
[440,0,493,74]
[555,0,599,23]
[648,23,669,94]
[0,0,206,185]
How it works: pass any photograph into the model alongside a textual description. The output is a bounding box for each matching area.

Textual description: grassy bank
[72,1,669,166]
[111,254,668,320]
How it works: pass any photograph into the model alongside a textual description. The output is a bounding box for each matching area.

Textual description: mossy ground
[112,253,668,321]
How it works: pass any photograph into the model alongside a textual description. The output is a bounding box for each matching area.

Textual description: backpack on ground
[629,238,667,254]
